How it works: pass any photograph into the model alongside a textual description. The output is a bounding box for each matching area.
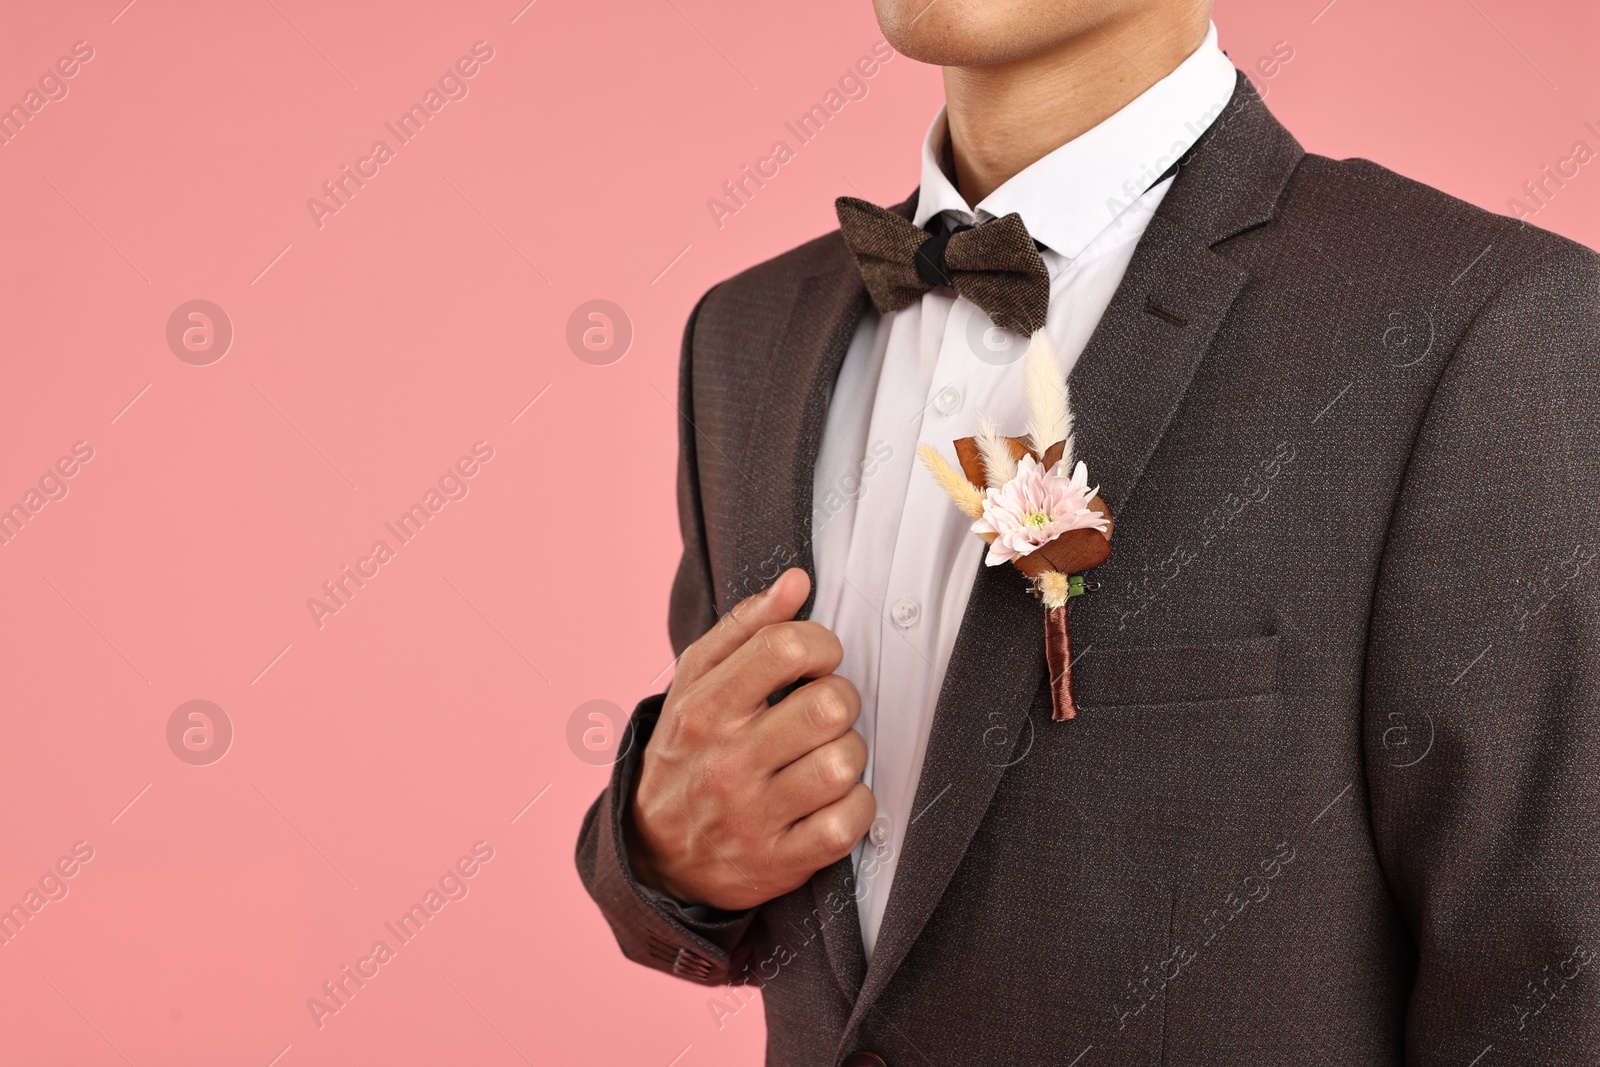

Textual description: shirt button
[890,598,920,628]
[932,384,962,416]
[868,815,892,848]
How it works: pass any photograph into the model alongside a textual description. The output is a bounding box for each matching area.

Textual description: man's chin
[873,0,1059,67]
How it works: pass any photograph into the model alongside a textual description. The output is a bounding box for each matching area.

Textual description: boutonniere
[917,333,1113,720]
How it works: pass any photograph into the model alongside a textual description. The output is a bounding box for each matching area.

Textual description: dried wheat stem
[917,443,985,519]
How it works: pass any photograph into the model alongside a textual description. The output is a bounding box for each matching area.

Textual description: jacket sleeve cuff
[575,691,757,984]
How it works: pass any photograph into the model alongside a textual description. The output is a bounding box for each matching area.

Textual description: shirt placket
[857,295,1005,946]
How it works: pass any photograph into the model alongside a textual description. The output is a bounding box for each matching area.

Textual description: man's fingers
[749,674,861,773]
[764,728,867,825]
[773,783,875,876]
[673,567,810,691]
[691,620,843,723]
[644,565,867,907]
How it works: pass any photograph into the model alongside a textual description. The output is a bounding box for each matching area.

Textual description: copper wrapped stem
[1045,604,1077,721]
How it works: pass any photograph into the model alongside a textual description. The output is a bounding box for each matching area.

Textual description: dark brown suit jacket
[577,75,1600,1065]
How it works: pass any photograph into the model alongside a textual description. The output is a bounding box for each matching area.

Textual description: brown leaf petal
[1013,528,1113,578]
[952,437,987,490]
[952,435,1037,489]
[1088,495,1114,539]
[1007,436,1039,463]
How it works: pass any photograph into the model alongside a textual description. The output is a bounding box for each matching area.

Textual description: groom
[577,0,1600,1063]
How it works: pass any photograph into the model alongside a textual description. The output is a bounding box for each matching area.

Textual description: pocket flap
[1074,634,1280,708]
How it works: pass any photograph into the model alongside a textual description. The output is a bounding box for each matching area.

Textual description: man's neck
[941,10,1211,206]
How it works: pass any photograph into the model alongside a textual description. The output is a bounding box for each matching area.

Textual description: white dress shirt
[808,23,1237,961]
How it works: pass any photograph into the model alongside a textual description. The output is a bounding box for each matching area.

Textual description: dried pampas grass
[917,443,986,519]
[974,413,1017,487]
[1023,330,1074,463]
[1034,570,1071,609]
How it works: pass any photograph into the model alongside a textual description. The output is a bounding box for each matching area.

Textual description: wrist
[622,757,695,906]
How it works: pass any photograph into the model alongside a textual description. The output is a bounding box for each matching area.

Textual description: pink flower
[972,454,1109,566]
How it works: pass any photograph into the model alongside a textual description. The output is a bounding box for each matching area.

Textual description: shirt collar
[912,21,1238,260]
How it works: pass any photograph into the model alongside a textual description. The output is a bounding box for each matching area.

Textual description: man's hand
[626,568,874,911]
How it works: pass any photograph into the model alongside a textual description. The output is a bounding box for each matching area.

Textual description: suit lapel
[736,254,874,1001]
[837,75,1305,1048]
[733,194,924,1001]
[735,194,917,624]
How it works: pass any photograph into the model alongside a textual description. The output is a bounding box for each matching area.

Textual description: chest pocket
[1073,633,1280,709]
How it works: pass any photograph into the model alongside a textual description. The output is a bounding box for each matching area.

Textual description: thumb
[673,567,811,690]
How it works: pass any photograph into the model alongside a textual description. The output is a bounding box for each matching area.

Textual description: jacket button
[841,1054,887,1067]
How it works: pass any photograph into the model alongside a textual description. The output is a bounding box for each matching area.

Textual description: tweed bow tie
[835,195,1051,336]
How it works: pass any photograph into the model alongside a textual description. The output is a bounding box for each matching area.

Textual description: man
[577,0,1600,1062]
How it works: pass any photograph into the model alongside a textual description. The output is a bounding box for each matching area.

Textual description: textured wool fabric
[575,74,1600,1066]
[834,195,1052,334]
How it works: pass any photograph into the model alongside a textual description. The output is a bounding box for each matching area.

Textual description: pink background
[1,1,1595,1063]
